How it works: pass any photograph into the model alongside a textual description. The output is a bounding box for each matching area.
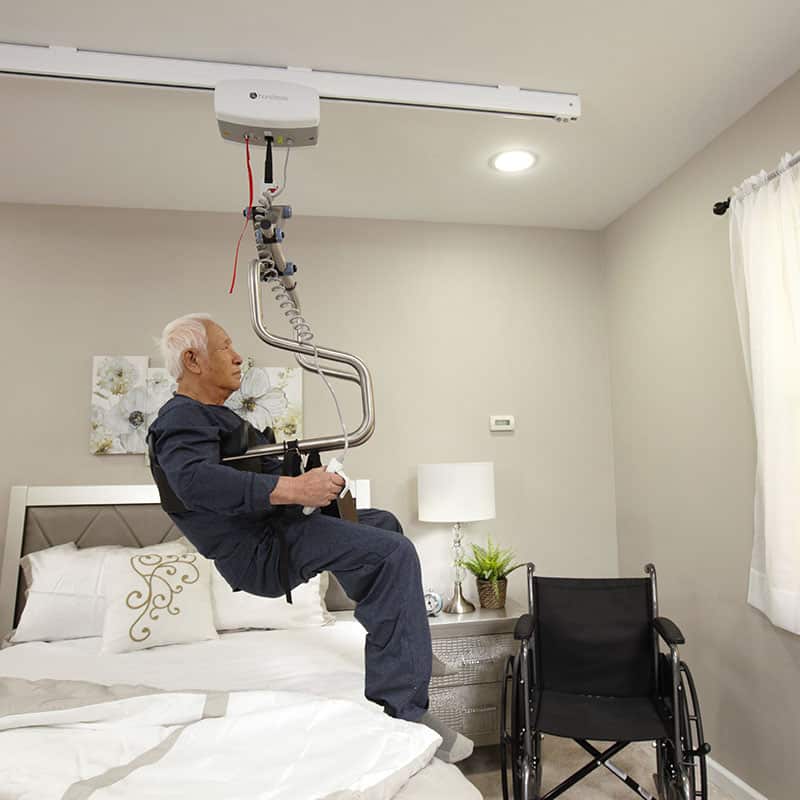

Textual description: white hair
[158,313,214,380]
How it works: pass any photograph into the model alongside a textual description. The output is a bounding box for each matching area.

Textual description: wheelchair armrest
[514,614,535,641]
[654,616,685,645]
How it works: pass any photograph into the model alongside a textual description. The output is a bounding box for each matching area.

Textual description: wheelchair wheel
[656,656,710,800]
[500,648,540,800]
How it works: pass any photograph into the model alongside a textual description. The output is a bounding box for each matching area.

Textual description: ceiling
[2,0,800,230]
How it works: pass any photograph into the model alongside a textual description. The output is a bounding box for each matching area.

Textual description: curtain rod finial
[713,199,731,216]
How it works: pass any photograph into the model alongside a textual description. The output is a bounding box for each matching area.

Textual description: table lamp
[417,462,496,614]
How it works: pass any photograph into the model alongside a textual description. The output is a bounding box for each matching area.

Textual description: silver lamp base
[443,580,475,614]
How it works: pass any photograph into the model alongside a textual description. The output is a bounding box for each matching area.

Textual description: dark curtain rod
[713,151,800,216]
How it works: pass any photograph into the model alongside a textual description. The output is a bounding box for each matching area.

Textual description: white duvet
[0,677,439,800]
[0,620,482,800]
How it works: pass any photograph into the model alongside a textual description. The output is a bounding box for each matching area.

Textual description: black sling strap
[147,431,190,514]
[276,439,303,605]
[282,439,303,476]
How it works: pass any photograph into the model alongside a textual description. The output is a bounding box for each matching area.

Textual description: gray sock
[417,710,474,763]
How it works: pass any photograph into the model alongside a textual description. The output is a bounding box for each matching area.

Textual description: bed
[0,485,483,800]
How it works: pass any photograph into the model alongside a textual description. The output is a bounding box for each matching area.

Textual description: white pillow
[210,566,334,631]
[11,539,191,644]
[101,547,218,654]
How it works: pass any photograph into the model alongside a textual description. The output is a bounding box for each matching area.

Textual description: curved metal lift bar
[222,259,375,462]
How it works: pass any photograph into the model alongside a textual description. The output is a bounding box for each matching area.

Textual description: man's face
[201,322,243,395]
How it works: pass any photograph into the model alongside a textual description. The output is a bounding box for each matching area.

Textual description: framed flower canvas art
[90,356,150,454]
[90,355,301,455]
[225,360,303,442]
[146,367,178,426]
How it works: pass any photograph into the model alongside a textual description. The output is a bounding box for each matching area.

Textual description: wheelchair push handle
[526,562,536,613]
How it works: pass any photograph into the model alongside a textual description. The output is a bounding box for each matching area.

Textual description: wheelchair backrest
[534,576,655,698]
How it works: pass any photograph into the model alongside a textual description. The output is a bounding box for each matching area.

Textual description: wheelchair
[500,564,710,800]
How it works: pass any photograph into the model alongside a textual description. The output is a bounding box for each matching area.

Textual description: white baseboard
[708,757,768,800]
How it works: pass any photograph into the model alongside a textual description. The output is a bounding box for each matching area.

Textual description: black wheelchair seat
[534,690,668,742]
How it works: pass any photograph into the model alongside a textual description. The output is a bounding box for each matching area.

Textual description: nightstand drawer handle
[464,704,495,715]
[460,655,502,666]
[440,653,510,669]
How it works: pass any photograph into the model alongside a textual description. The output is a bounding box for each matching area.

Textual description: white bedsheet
[0,621,369,699]
[0,620,482,800]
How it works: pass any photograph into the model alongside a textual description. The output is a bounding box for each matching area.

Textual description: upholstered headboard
[0,485,355,636]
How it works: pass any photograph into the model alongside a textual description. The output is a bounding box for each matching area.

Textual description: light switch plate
[490,415,515,432]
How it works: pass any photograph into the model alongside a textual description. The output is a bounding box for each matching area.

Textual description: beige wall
[604,70,800,798]
[0,207,618,611]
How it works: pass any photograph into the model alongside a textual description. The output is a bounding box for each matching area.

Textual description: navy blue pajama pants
[233,508,433,722]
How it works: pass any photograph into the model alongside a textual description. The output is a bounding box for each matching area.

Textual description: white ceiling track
[0,42,581,121]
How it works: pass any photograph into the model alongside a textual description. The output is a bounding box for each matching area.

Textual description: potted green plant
[461,536,524,609]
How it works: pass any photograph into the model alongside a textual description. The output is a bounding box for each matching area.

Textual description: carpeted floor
[458,740,732,800]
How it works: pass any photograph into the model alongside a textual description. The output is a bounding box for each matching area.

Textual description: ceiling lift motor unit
[215,79,320,147]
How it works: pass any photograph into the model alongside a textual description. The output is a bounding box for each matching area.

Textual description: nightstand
[428,598,525,747]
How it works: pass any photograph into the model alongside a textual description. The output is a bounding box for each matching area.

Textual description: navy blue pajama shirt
[149,394,432,721]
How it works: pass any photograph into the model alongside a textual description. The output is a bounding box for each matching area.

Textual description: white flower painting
[225,361,303,442]
[90,356,149,454]
[91,355,300,455]
[145,367,178,429]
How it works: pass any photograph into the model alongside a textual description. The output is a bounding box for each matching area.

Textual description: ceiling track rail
[0,42,581,121]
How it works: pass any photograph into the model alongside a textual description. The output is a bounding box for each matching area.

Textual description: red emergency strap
[229,136,254,294]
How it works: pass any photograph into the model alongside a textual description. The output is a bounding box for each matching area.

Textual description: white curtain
[729,151,800,635]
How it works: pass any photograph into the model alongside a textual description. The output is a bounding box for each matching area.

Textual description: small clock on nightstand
[424,589,444,616]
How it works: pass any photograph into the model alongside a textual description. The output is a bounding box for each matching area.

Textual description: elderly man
[148,312,472,763]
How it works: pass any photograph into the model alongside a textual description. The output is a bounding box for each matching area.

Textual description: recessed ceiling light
[490,150,536,173]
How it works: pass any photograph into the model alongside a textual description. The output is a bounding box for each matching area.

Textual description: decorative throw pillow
[11,539,191,644]
[100,547,218,654]
[210,566,334,631]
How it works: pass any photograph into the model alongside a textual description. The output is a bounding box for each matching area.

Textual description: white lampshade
[417,462,495,523]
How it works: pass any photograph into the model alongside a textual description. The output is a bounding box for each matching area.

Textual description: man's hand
[269,468,346,508]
